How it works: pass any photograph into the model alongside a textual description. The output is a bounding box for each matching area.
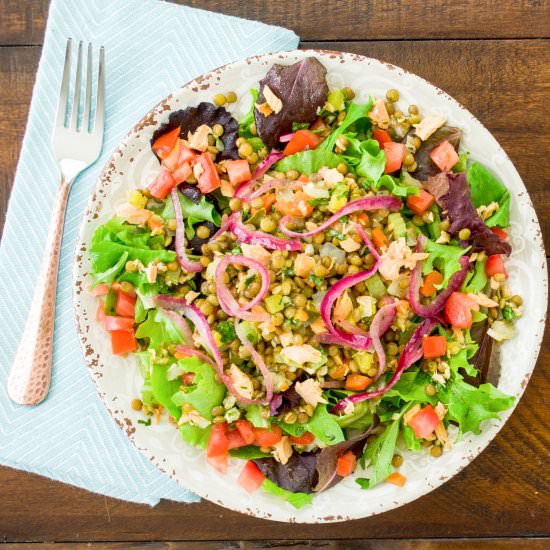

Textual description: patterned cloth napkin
[0,0,298,505]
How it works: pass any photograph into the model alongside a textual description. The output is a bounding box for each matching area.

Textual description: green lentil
[494,273,507,282]
[297,412,309,424]
[167,261,179,272]
[211,405,225,417]
[386,89,399,102]
[249,122,257,135]
[286,169,299,180]
[511,295,523,306]
[314,265,328,278]
[260,217,277,233]
[387,342,399,356]
[131,398,143,411]
[200,256,211,267]
[425,383,437,397]
[336,162,348,175]
[247,152,259,164]
[349,254,363,266]
[212,124,224,137]
[125,261,138,273]
[213,415,226,424]
[430,445,443,458]
[408,104,419,115]
[403,153,415,167]
[120,282,134,295]
[412,215,425,226]
[391,454,404,468]
[196,225,211,240]
[439,218,450,231]
[283,411,298,424]
[294,294,307,308]
[458,228,471,241]
[226,91,237,103]
[367,367,378,378]
[213,93,226,106]
[238,143,253,158]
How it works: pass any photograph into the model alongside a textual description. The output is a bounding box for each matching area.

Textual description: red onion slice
[158,308,193,346]
[215,255,271,322]
[229,212,302,252]
[319,265,379,350]
[333,318,437,412]
[354,223,380,261]
[279,132,295,143]
[170,188,203,273]
[409,234,470,318]
[279,196,402,238]
[234,150,285,200]
[235,321,273,405]
[210,213,231,240]
[369,302,397,381]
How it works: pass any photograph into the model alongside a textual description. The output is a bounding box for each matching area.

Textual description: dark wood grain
[1,0,549,45]
[1,0,549,545]
[2,540,549,549]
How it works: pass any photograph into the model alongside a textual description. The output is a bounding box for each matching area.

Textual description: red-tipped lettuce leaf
[254,57,328,149]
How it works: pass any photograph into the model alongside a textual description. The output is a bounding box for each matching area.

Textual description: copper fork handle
[7,178,71,405]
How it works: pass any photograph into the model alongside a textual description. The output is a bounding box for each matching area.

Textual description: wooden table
[1,1,548,547]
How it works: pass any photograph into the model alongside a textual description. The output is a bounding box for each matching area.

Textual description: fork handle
[7,178,71,405]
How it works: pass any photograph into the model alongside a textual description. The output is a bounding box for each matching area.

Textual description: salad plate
[73,49,547,522]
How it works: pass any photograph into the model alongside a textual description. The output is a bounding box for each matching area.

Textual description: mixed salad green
[89,57,520,507]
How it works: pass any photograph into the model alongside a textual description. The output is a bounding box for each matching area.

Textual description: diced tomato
[420,271,444,297]
[407,404,441,439]
[227,429,247,450]
[345,373,372,391]
[491,227,508,240]
[297,174,309,183]
[207,423,229,458]
[371,227,389,250]
[407,189,435,215]
[149,169,176,200]
[283,130,321,156]
[182,372,195,385]
[373,129,393,149]
[115,292,136,318]
[104,316,134,332]
[90,283,109,297]
[111,329,138,355]
[386,472,406,487]
[96,301,106,323]
[274,190,314,218]
[429,140,459,172]
[171,161,192,185]
[207,453,228,474]
[162,139,183,172]
[383,141,406,174]
[485,254,508,278]
[236,419,256,445]
[311,117,328,132]
[262,192,277,213]
[290,432,315,445]
[336,450,357,477]
[177,144,198,165]
[152,127,180,160]
[237,461,265,493]
[196,152,221,194]
[423,335,447,359]
[226,159,252,186]
[444,291,478,329]
[253,425,283,447]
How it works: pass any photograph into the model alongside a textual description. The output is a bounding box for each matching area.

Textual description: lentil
[213,93,226,106]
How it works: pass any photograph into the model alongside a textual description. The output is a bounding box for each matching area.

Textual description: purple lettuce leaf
[254,57,329,149]
[424,172,511,256]
[151,102,239,160]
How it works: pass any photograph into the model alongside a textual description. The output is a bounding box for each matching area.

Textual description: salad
[88,57,521,507]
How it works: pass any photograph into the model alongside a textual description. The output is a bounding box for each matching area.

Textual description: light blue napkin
[0,0,298,505]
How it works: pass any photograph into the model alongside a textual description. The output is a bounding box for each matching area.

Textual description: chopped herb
[217,320,237,344]
[231,246,242,255]
[309,274,324,286]
[327,228,345,241]
[292,121,310,131]
[307,198,329,206]
[282,266,295,277]
[138,418,152,426]
[502,305,516,321]
[244,275,255,287]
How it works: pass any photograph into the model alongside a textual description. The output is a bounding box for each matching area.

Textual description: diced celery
[327,89,345,111]
[366,273,387,299]
[265,294,287,314]
[388,212,407,240]
[354,352,374,375]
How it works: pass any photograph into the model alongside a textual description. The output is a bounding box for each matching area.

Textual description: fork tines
[56,38,105,135]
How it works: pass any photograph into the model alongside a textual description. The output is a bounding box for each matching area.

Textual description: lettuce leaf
[374,174,420,198]
[320,99,374,153]
[274,149,345,174]
[422,239,469,289]
[462,256,488,294]
[135,309,186,349]
[466,162,510,227]
[229,446,271,459]
[261,479,313,509]
[238,88,259,137]
[161,191,221,239]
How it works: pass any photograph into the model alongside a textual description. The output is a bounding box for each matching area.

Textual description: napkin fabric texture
[0,0,298,505]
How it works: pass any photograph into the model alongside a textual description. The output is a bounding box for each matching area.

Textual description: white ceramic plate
[73,49,547,522]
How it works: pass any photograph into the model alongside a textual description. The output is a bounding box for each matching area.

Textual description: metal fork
[8,39,105,405]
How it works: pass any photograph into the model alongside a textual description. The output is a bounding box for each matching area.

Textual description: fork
[7,39,105,405]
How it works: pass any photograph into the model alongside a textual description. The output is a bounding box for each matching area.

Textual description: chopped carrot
[386,472,406,487]
[345,373,372,391]
[274,190,314,218]
[396,299,409,315]
[262,192,276,213]
[154,405,163,424]
[355,212,370,226]
[371,227,389,250]
[147,215,164,233]
[336,450,357,477]
[329,362,348,380]
[298,174,309,183]
[420,271,444,297]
